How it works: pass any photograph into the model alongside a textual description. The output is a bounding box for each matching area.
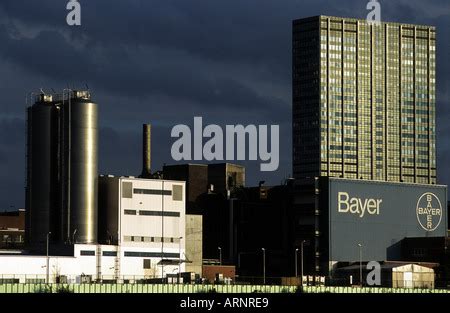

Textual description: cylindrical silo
[61,91,98,244]
[25,94,60,246]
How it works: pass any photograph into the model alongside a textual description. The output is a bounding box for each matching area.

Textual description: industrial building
[98,175,186,278]
[294,177,447,274]
[0,243,183,284]
[0,13,448,289]
[191,177,447,286]
[0,91,189,283]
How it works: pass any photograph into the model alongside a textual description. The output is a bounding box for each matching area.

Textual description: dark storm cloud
[0,21,288,120]
[0,0,449,209]
[0,0,293,72]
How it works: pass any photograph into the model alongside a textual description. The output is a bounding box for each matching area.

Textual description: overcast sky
[0,0,449,210]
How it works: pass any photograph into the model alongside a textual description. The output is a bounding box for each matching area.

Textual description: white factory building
[0,176,187,283]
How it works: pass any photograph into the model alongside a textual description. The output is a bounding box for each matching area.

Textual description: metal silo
[60,91,98,244]
[25,94,60,246]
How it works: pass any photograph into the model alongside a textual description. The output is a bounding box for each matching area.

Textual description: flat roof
[99,175,186,184]
[293,15,436,29]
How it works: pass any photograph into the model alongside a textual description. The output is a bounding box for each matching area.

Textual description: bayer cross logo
[416,193,442,231]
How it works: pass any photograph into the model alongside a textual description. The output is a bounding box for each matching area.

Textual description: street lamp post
[295,248,299,278]
[46,232,51,284]
[261,248,266,285]
[178,237,183,284]
[358,243,363,286]
[218,247,222,266]
[301,240,305,286]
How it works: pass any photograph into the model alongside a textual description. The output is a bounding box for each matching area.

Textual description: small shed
[391,263,434,289]
[333,262,436,288]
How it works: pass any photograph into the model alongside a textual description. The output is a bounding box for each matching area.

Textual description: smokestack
[141,124,151,178]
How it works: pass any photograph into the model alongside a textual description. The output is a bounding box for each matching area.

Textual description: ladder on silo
[114,245,121,281]
[96,245,102,282]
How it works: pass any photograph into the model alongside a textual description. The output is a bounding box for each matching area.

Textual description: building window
[125,251,180,258]
[102,251,117,257]
[138,210,180,217]
[80,250,95,256]
[0,278,19,284]
[172,185,183,201]
[122,182,133,198]
[143,259,152,269]
[133,189,172,196]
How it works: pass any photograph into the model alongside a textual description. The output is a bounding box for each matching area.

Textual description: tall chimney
[141,124,151,178]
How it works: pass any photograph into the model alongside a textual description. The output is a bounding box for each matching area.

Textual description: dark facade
[208,163,245,197]
[163,163,247,270]
[293,16,437,184]
[163,164,208,214]
[400,237,450,287]
[196,183,308,280]
[163,163,245,214]
[233,185,299,279]
[196,192,229,261]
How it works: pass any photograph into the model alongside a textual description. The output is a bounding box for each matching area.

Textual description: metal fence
[0,283,449,293]
[0,274,182,284]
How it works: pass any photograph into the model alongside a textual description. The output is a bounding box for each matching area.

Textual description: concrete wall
[185,214,202,275]
[118,178,185,249]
